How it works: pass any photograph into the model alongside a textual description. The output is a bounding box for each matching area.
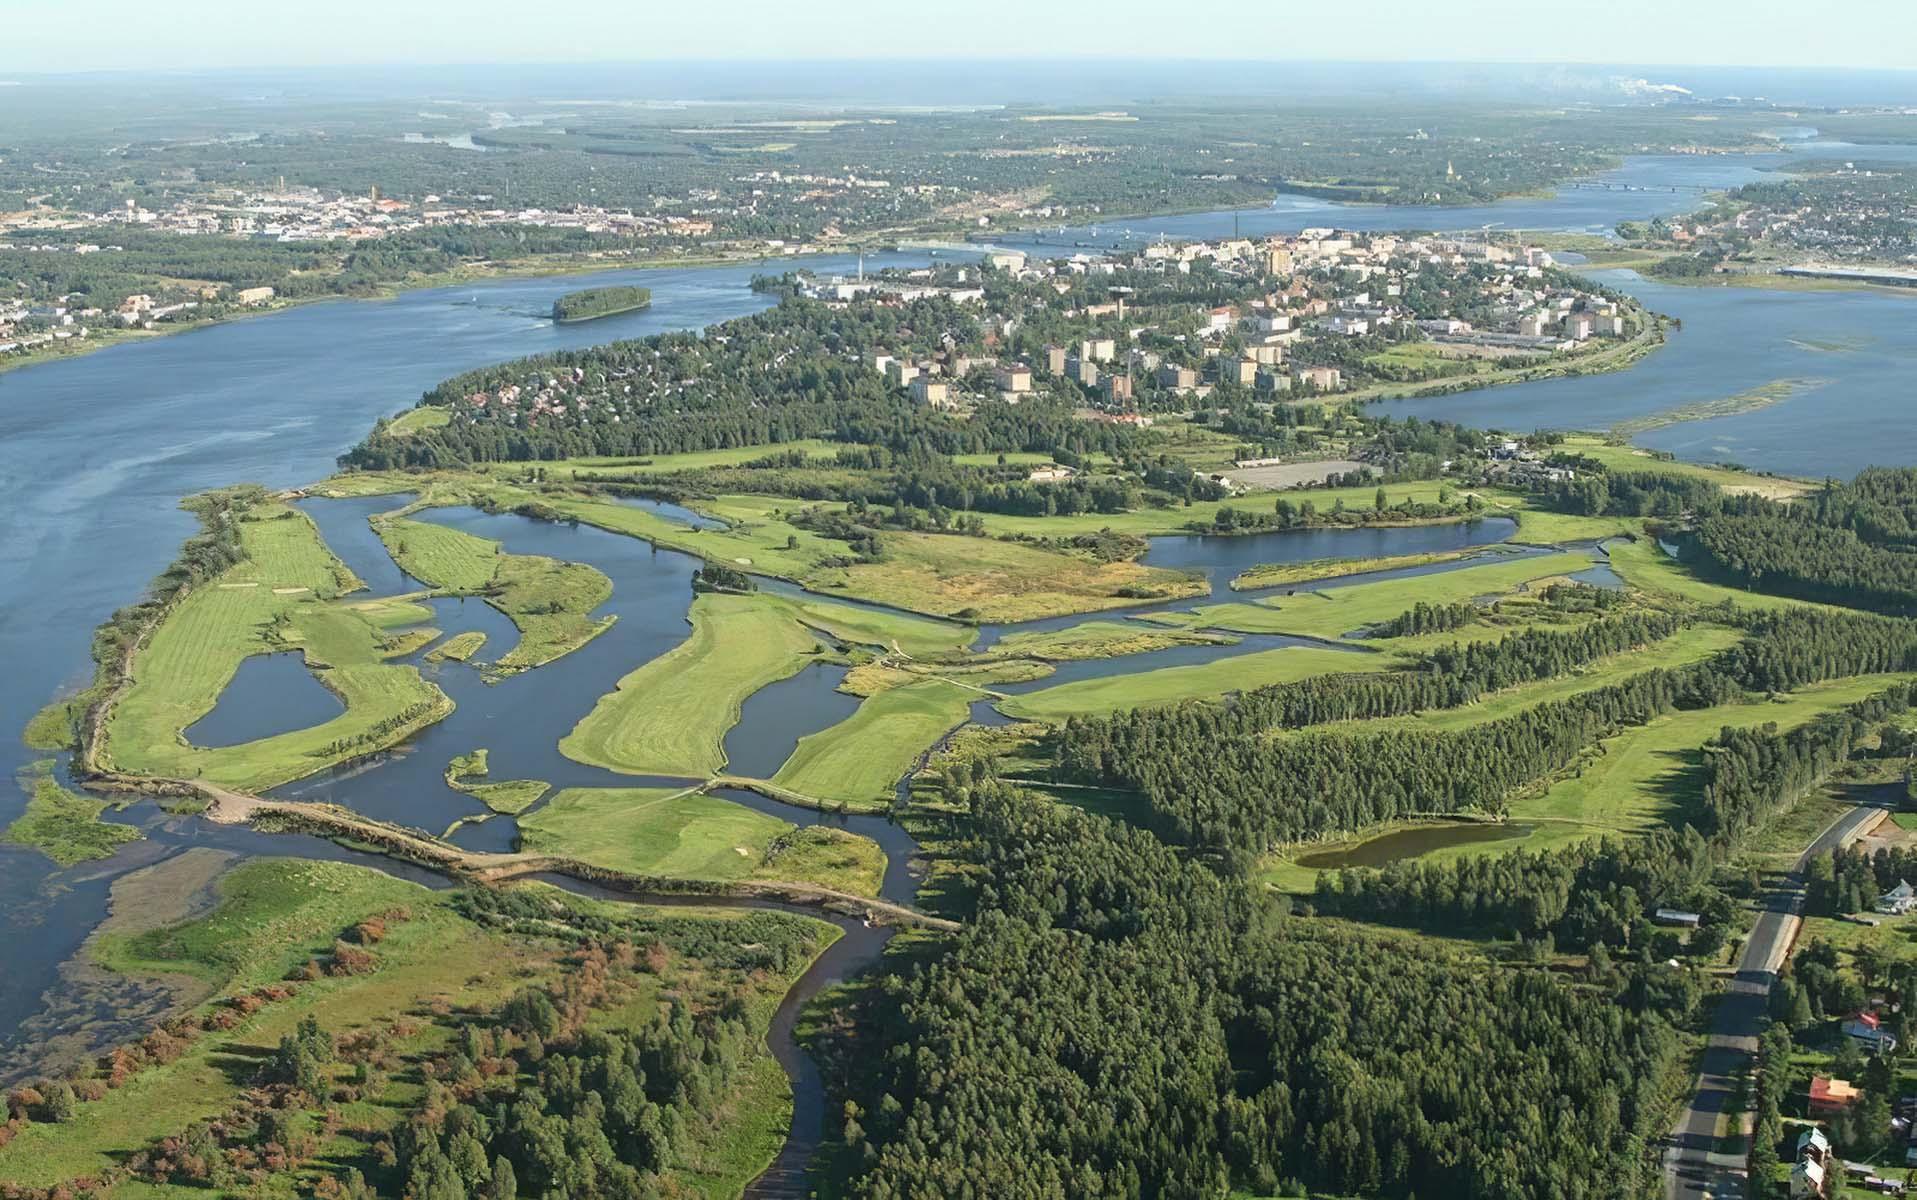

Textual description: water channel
[2,135,1913,1189]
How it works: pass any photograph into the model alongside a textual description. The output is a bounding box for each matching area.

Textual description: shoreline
[0,144,1809,383]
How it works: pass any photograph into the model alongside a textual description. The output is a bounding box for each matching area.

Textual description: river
[2,139,1914,1188]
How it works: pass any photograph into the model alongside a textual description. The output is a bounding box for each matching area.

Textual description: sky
[0,0,1913,74]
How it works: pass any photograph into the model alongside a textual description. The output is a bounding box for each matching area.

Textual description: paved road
[1664,804,1890,1200]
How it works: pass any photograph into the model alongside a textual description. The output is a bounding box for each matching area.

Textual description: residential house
[1065,354,1099,389]
[1212,357,1257,386]
[995,364,1033,393]
[1845,1011,1899,1053]
[1654,909,1702,929]
[1811,1076,1863,1117]
[1043,344,1068,375]
[1798,1127,1831,1164]
[1028,464,1076,483]
[885,360,920,387]
[1078,337,1117,363]
[1101,373,1134,404]
[1791,1156,1826,1199]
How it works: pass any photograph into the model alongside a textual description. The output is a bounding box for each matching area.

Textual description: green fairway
[1230,548,1485,591]
[383,405,451,436]
[516,787,885,896]
[990,620,1236,661]
[375,514,615,673]
[562,593,829,778]
[1145,551,1593,641]
[470,439,850,480]
[969,480,1467,538]
[1339,624,1747,734]
[102,504,452,792]
[1553,435,1810,501]
[997,645,1383,721]
[1508,673,1917,844]
[1604,536,1838,613]
[773,678,976,807]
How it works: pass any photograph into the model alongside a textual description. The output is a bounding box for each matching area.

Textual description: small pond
[185,652,343,748]
[1293,822,1535,869]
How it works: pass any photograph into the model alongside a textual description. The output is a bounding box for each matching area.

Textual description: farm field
[516,786,885,896]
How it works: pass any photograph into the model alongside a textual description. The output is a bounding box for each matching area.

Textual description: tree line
[1056,606,1917,851]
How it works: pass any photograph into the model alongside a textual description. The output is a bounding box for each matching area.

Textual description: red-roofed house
[1811,1076,1862,1117]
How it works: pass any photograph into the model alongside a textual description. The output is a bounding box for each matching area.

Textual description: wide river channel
[1,135,1913,1190]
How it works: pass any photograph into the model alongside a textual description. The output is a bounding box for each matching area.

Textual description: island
[550,285,652,323]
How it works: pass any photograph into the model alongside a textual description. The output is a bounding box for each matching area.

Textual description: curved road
[1665,803,1891,1200]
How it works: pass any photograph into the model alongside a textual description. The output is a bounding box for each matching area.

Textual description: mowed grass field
[104,505,451,792]
[1142,550,1594,641]
[562,593,829,778]
[1262,672,1917,894]
[516,787,885,896]
[1327,624,1748,736]
[1505,672,1917,846]
[375,515,614,672]
[772,677,976,808]
[998,645,1381,721]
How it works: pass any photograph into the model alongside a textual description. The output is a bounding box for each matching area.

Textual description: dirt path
[195,780,955,931]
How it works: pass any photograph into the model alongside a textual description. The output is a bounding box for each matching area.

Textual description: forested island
[551,286,652,324]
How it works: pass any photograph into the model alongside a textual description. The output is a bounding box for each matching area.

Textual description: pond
[183,652,343,748]
[1293,822,1536,869]
[1140,516,1518,582]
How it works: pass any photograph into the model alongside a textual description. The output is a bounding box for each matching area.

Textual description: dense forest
[1537,464,1917,617]
[818,780,1690,1199]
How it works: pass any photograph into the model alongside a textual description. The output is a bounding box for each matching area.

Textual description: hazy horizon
[5,0,1914,75]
